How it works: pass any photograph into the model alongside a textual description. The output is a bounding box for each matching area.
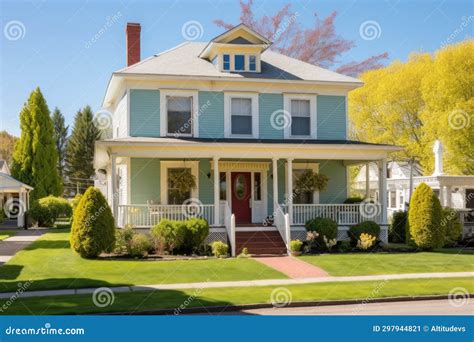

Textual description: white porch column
[17,190,25,228]
[272,158,279,214]
[378,159,388,224]
[286,158,293,225]
[213,157,220,226]
[111,154,118,225]
[439,184,445,207]
[446,186,453,208]
[365,162,370,198]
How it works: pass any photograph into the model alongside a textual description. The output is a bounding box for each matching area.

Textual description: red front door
[231,172,252,224]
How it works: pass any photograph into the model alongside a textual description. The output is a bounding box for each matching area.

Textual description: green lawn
[300,252,474,276]
[1,277,472,315]
[0,230,286,293]
[0,230,16,241]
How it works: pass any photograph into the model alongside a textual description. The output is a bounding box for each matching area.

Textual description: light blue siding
[318,160,347,203]
[198,91,224,138]
[199,159,214,204]
[317,95,346,140]
[130,158,161,204]
[130,89,160,137]
[259,94,284,139]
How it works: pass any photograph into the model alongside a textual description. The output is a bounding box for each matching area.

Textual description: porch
[95,137,399,255]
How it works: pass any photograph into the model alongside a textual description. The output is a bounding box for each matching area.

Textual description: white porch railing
[289,204,382,226]
[274,205,290,254]
[117,203,226,228]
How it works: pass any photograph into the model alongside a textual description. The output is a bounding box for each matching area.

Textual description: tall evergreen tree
[66,106,100,193]
[52,108,68,180]
[11,87,62,201]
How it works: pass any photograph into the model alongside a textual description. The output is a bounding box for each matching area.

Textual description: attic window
[223,54,230,70]
[234,55,245,71]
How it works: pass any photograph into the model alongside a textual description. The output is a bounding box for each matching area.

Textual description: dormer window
[234,55,245,71]
[249,55,256,71]
[223,54,230,71]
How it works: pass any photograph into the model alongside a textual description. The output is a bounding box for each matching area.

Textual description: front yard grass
[300,251,474,276]
[0,230,286,293]
[0,230,16,241]
[1,277,472,315]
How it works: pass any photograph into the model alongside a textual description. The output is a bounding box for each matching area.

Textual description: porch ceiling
[94,137,401,169]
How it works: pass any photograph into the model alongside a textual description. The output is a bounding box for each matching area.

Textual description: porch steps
[235,230,287,255]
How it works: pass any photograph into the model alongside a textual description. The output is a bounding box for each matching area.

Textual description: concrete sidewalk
[0,228,45,265]
[1,271,472,300]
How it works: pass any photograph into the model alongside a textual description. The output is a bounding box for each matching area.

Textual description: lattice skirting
[204,228,228,245]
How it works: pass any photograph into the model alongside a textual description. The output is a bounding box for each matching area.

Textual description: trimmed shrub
[408,183,444,249]
[389,211,408,243]
[70,187,115,258]
[210,241,228,257]
[441,208,462,247]
[114,225,135,254]
[29,195,72,227]
[305,217,338,251]
[129,233,152,257]
[290,239,303,252]
[151,219,186,254]
[344,197,364,204]
[349,221,381,246]
[182,218,210,254]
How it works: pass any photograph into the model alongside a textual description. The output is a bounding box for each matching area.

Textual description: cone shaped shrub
[70,187,115,258]
[408,183,444,249]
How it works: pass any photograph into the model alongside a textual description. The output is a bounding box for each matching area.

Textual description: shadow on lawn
[23,240,70,251]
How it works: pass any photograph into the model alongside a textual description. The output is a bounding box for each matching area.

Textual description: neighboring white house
[0,157,33,227]
[353,140,474,237]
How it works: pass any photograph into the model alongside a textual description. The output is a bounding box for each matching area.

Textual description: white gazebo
[0,172,33,227]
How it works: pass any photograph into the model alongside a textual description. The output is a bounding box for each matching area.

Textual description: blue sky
[1,0,472,136]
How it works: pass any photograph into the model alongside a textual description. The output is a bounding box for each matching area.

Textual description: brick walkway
[254,256,329,278]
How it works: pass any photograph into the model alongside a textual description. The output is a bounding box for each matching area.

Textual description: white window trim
[160,90,199,138]
[160,161,199,204]
[285,162,320,204]
[283,94,317,139]
[224,92,259,138]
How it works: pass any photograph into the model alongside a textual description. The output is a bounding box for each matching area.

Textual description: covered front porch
[95,137,400,255]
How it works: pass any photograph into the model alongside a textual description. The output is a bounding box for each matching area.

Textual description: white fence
[290,204,382,226]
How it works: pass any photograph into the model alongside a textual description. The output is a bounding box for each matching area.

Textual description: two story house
[94,23,400,255]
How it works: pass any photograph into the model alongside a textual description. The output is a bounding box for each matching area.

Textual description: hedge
[348,221,381,246]
[29,195,72,227]
[389,211,408,243]
[305,217,338,251]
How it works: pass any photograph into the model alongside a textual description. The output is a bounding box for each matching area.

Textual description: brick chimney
[126,23,141,66]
